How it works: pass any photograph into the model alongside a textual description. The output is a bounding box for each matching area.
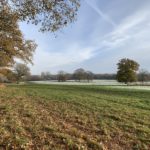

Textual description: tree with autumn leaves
[0,7,37,67]
[0,0,80,81]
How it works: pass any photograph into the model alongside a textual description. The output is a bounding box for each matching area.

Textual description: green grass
[0,84,150,149]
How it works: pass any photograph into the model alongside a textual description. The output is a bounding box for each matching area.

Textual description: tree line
[28,69,116,82]
[0,59,150,84]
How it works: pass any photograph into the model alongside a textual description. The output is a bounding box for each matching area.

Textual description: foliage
[14,63,30,83]
[0,68,16,82]
[116,58,139,83]
[0,84,149,149]
[0,0,80,68]
[0,6,37,67]
[1,0,80,32]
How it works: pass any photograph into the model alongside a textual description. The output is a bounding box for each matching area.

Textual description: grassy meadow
[0,84,150,149]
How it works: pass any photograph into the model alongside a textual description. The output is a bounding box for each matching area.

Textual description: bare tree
[57,71,67,82]
[138,69,150,83]
[85,71,93,82]
[41,72,51,80]
[74,68,86,82]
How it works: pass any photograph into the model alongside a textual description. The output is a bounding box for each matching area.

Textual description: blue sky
[20,0,150,74]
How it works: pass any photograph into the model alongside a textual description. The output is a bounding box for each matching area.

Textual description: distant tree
[138,69,150,83]
[74,68,86,82]
[41,72,45,80]
[85,71,93,82]
[27,75,42,81]
[14,63,30,83]
[57,71,67,82]
[116,58,139,84]
[41,72,51,80]
[93,74,116,80]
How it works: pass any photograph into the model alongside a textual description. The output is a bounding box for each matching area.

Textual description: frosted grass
[30,80,123,85]
[30,80,150,90]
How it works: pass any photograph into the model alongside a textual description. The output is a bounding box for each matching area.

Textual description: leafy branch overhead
[1,0,80,32]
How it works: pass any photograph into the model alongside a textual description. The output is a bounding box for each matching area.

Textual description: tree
[85,71,93,82]
[0,7,37,68]
[0,68,16,82]
[41,72,51,80]
[57,71,67,82]
[27,75,42,81]
[116,58,139,84]
[0,0,79,69]
[138,69,150,83]
[14,63,30,83]
[1,0,80,32]
[74,68,86,82]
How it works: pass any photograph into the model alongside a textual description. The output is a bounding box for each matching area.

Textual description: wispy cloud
[20,0,150,74]
[85,0,116,27]
[96,7,150,50]
[30,45,96,73]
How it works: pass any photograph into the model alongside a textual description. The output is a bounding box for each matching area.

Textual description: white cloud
[30,45,96,74]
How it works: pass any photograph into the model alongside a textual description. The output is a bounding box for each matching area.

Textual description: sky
[20,0,150,75]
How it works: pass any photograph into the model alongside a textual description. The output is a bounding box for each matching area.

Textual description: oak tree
[116,58,139,84]
[0,0,80,72]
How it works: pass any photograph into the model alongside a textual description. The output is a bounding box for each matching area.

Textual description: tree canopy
[116,58,139,84]
[1,0,80,32]
[0,6,37,68]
